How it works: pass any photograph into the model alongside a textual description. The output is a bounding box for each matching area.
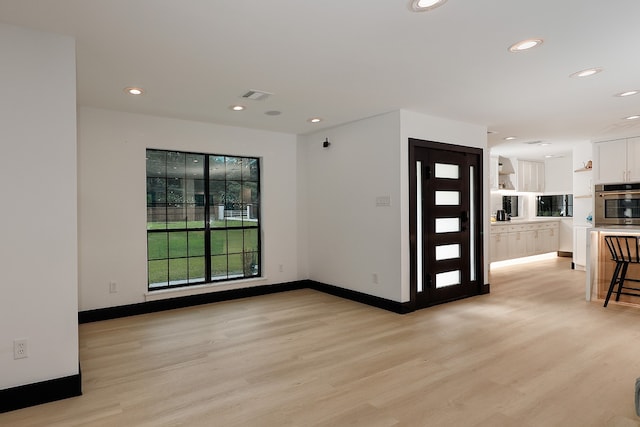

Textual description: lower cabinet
[490,221,559,262]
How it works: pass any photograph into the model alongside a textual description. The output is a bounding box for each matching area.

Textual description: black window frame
[146,149,261,290]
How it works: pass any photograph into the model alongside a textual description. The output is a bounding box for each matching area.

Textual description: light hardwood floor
[3,257,640,426]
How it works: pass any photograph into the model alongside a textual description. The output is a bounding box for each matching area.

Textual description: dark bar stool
[603,235,640,307]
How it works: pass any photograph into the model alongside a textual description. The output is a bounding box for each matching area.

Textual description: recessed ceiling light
[569,67,603,78]
[508,39,543,52]
[410,0,447,12]
[124,87,144,95]
[624,115,640,120]
[504,136,517,140]
[308,118,322,123]
[229,105,245,111]
[615,90,639,97]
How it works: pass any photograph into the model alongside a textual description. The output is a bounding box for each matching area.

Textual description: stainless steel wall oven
[595,183,640,226]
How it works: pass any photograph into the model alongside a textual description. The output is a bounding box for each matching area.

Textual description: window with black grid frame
[146,149,260,290]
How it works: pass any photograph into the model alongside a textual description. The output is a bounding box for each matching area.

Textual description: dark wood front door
[409,139,484,309]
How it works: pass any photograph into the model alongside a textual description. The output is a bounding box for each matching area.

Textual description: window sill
[144,277,268,302]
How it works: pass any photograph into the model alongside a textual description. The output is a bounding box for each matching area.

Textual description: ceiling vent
[241,90,273,101]
[523,140,543,145]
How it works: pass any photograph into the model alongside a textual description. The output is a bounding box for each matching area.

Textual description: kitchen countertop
[491,218,562,226]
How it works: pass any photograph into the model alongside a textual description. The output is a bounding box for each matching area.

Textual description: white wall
[78,107,300,311]
[300,111,403,301]
[300,110,488,304]
[544,156,573,194]
[0,24,78,389]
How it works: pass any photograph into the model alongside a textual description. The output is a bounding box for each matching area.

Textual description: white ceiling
[2,0,640,160]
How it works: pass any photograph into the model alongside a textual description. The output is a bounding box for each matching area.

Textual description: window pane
[243,252,259,276]
[226,181,242,211]
[187,204,205,228]
[242,157,259,181]
[228,253,244,277]
[211,255,227,279]
[146,150,166,176]
[167,151,186,178]
[188,257,205,283]
[169,258,188,285]
[148,233,168,260]
[244,228,258,252]
[147,205,167,230]
[435,191,460,206]
[167,205,186,229]
[435,218,460,233]
[435,244,460,261]
[167,177,185,204]
[169,232,188,258]
[211,230,227,255]
[186,179,205,203]
[436,270,460,288]
[226,157,242,180]
[148,260,168,287]
[186,154,205,179]
[209,156,226,180]
[147,175,167,230]
[147,177,167,204]
[435,163,459,179]
[228,229,244,253]
[242,182,259,204]
[188,231,205,257]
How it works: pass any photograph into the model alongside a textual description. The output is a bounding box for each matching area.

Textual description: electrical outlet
[279,264,284,273]
[109,281,117,293]
[14,339,28,359]
[372,273,379,285]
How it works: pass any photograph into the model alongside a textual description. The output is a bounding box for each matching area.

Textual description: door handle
[460,211,469,223]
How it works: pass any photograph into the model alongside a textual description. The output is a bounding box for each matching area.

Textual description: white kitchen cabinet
[594,136,640,184]
[490,221,559,262]
[517,160,544,192]
[536,224,559,253]
[489,230,509,262]
[507,230,529,258]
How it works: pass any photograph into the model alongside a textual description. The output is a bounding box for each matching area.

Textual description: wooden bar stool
[603,235,640,307]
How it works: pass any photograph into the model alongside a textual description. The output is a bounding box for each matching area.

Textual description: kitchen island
[585,226,640,306]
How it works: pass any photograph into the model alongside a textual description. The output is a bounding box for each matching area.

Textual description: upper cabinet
[517,160,544,192]
[594,136,640,184]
